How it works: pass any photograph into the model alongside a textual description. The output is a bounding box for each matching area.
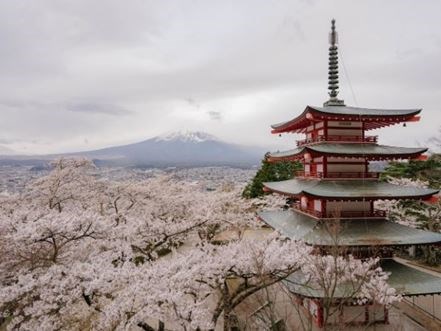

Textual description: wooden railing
[326,172,379,179]
[293,203,386,219]
[296,135,377,146]
[295,171,379,179]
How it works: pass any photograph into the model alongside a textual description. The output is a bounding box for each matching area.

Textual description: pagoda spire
[324,19,345,107]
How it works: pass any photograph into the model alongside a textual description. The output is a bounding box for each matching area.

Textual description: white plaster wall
[314,200,322,212]
[304,164,310,174]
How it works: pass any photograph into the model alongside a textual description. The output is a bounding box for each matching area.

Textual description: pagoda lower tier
[259,209,441,247]
[263,178,438,200]
[285,258,441,299]
[283,258,441,327]
[259,208,441,315]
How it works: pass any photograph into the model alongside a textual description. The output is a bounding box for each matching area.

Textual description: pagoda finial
[324,19,345,107]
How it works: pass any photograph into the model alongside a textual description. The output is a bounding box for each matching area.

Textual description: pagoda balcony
[293,203,386,219]
[295,171,379,180]
[296,135,378,146]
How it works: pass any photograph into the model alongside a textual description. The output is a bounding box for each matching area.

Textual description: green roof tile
[269,144,427,159]
[263,179,438,199]
[271,106,421,130]
[259,210,441,246]
[310,106,421,117]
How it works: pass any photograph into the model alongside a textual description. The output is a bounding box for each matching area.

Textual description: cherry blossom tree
[0,159,400,331]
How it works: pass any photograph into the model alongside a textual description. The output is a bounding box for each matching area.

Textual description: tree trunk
[223,300,233,331]
[137,322,155,331]
[223,281,233,331]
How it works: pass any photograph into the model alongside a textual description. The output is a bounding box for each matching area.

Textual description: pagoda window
[317,164,323,173]
[315,121,324,129]
[300,196,308,209]
[313,199,322,212]
[304,164,310,175]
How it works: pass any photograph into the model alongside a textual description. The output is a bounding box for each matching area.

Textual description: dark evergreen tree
[242,153,302,198]
[381,154,441,188]
[382,155,441,265]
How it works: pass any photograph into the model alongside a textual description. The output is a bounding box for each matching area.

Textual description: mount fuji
[0,131,265,167]
[69,131,264,167]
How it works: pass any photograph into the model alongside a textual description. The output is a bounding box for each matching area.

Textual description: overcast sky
[0,0,440,154]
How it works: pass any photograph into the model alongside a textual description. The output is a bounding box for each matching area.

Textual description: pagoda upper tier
[271,105,421,134]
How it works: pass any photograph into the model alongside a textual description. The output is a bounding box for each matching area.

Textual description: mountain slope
[74,131,264,167]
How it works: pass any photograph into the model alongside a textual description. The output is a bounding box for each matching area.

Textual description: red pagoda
[259,20,441,327]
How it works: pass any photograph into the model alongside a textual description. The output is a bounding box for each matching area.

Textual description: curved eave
[271,107,311,133]
[267,144,428,162]
[312,105,421,117]
[258,210,441,247]
[263,179,439,200]
[271,106,422,134]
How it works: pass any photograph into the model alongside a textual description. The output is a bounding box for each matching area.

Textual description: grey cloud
[66,102,132,116]
[0,138,18,145]
[0,1,439,153]
[185,98,198,107]
[395,48,423,60]
[207,111,222,121]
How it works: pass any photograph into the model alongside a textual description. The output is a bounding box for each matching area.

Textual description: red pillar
[362,121,365,141]
[316,300,324,328]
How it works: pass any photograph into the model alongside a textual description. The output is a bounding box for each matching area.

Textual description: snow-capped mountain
[155,131,218,143]
[0,131,266,167]
[64,131,265,167]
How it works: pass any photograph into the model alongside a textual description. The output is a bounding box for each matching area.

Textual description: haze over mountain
[0,131,266,168]
[0,145,16,155]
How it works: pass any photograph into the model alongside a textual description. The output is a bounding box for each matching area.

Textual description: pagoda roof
[268,143,427,161]
[258,209,441,246]
[263,178,438,200]
[284,259,441,298]
[271,105,421,133]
